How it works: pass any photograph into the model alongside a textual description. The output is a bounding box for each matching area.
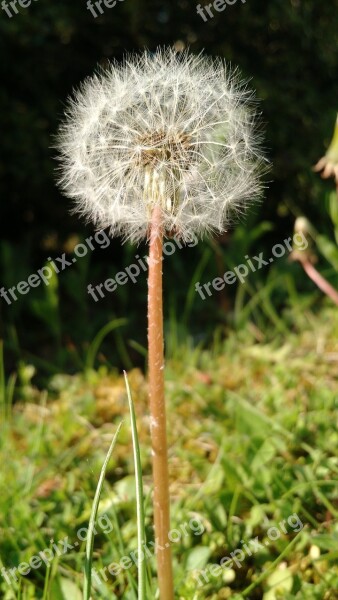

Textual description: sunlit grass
[0,306,337,599]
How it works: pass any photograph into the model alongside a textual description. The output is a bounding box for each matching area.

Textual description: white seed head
[56,47,266,243]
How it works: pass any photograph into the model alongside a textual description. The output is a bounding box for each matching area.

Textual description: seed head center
[135,130,193,168]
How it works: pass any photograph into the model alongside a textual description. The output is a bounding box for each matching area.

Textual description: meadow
[1,294,338,598]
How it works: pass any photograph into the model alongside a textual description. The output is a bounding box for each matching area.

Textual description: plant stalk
[302,260,338,306]
[147,204,174,600]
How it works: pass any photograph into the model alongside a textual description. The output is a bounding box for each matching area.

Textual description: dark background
[1,0,338,382]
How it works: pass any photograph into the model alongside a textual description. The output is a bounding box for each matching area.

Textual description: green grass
[0,305,337,599]
[83,421,122,600]
[124,371,147,600]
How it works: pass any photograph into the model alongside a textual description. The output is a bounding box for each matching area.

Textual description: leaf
[200,463,224,494]
[263,567,293,600]
[234,402,271,439]
[186,546,212,571]
[316,234,338,270]
[251,439,276,472]
[60,578,82,600]
[85,318,127,372]
[311,534,338,552]
[114,474,138,502]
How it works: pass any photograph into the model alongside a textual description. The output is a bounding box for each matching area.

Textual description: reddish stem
[302,260,338,306]
[147,205,174,600]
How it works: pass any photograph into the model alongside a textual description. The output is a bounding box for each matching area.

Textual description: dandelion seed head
[56,47,266,243]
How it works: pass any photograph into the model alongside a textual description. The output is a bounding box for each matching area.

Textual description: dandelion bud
[313,114,338,188]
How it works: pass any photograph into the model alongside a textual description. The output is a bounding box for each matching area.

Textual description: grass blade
[124,371,147,600]
[241,528,305,597]
[85,318,127,372]
[83,421,123,600]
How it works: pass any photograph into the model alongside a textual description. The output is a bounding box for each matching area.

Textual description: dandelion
[57,47,264,242]
[56,47,265,600]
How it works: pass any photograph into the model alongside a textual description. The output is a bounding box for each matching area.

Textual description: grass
[124,371,147,600]
[83,420,122,600]
[0,304,337,599]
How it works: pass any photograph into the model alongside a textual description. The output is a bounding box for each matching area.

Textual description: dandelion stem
[147,204,174,600]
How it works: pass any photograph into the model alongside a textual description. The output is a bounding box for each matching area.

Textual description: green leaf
[60,578,82,600]
[186,546,212,571]
[85,318,127,372]
[251,439,277,472]
[316,234,338,270]
[263,567,293,600]
[311,534,338,552]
